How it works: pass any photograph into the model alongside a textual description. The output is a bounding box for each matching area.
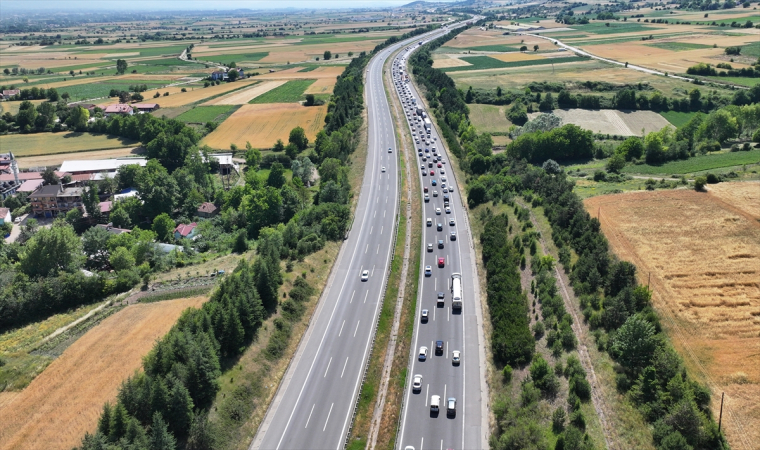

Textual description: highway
[393,36,485,450]
[251,24,462,450]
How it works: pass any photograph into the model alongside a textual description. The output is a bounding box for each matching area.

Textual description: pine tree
[97,402,112,437]
[150,412,176,450]
[150,378,170,420]
[108,402,130,442]
[166,376,194,437]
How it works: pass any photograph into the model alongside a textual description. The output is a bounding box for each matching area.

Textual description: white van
[430,395,440,412]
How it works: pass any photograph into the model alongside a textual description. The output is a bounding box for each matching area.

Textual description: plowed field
[0,297,207,450]
[584,189,760,450]
[200,103,327,149]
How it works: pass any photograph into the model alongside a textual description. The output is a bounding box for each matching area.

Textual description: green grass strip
[442,56,586,72]
[249,79,316,103]
[622,149,760,175]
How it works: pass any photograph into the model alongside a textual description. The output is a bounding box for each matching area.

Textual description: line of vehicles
[393,40,465,450]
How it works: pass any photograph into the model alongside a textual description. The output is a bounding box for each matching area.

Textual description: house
[0,207,11,225]
[209,153,239,175]
[174,222,198,240]
[210,70,226,81]
[16,179,44,193]
[71,103,98,114]
[95,223,131,235]
[0,90,20,100]
[103,104,134,116]
[59,158,147,176]
[197,202,218,218]
[30,184,85,218]
[98,201,112,216]
[132,103,160,113]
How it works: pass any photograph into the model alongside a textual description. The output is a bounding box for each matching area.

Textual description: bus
[451,273,462,311]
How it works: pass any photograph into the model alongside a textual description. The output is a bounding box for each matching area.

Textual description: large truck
[415,106,423,116]
[423,117,432,131]
[451,273,462,311]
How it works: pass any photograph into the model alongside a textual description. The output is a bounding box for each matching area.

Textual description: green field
[644,42,713,51]
[660,110,698,127]
[440,44,520,52]
[706,76,760,87]
[0,132,139,157]
[76,45,188,58]
[569,22,658,35]
[442,55,586,72]
[694,15,760,26]
[622,149,760,175]
[468,103,513,133]
[202,52,269,65]
[249,79,316,103]
[176,105,238,123]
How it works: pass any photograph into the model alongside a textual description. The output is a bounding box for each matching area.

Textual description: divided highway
[393,37,484,450]
[251,24,462,450]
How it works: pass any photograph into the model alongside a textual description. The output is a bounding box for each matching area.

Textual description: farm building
[197,202,218,218]
[103,104,134,116]
[0,207,11,225]
[132,103,160,113]
[209,153,239,174]
[211,69,245,81]
[174,222,198,240]
[0,89,20,99]
[17,179,44,193]
[59,158,147,176]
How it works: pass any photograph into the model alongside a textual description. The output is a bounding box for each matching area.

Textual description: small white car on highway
[413,374,423,391]
[361,270,369,281]
[421,309,429,322]
[435,208,441,215]
[424,265,432,276]
[419,346,428,361]
[452,350,461,365]
[445,206,451,214]
[382,166,386,173]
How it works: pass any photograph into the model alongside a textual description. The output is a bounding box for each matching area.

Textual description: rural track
[594,200,755,450]
[517,199,616,450]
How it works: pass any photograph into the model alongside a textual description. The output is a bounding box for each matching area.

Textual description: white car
[361,270,369,281]
[388,147,393,153]
[419,346,428,361]
[413,374,423,391]
[445,207,451,214]
[426,218,432,227]
[381,166,386,172]
[424,265,432,277]
[421,309,429,321]
[435,208,441,215]
[449,218,455,226]
[452,350,461,365]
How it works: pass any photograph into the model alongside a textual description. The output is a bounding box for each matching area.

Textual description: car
[426,218,432,227]
[424,148,429,153]
[437,223,443,231]
[421,309,429,322]
[420,164,425,170]
[443,194,450,202]
[441,160,446,164]
[412,374,423,392]
[422,170,427,176]
[382,166,386,173]
[427,243,433,252]
[452,350,461,365]
[441,183,446,189]
[424,265,432,277]
[430,170,435,176]
[442,187,448,193]
[419,346,428,361]
[435,340,444,355]
[431,179,437,186]
[441,176,447,182]
[445,207,451,214]
[424,186,429,193]
[447,397,456,417]
[435,207,441,215]
[389,147,393,153]
[418,152,423,157]
[440,169,445,175]
[424,194,429,203]
[450,231,457,241]
[438,239,444,249]
[437,291,445,306]
[422,156,426,162]
[433,190,438,197]
[428,162,433,168]
[437,162,442,168]
[430,395,440,412]
[361,270,369,281]
[438,257,445,267]
[449,218,455,226]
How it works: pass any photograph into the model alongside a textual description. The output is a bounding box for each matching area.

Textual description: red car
[437,163,442,168]
[438,257,445,267]
[424,186,429,193]
[430,170,435,176]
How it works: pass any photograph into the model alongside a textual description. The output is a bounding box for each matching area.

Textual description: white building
[59,158,148,176]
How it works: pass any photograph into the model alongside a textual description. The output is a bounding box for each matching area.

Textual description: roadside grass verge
[622,149,760,175]
[249,79,317,104]
[442,56,586,72]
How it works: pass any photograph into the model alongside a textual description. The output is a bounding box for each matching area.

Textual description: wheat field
[584,188,760,450]
[0,297,207,450]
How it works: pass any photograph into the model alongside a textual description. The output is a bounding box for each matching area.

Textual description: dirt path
[517,199,616,450]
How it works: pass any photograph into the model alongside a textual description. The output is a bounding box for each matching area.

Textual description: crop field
[708,181,760,219]
[570,22,661,35]
[201,103,327,149]
[439,44,520,53]
[442,55,585,72]
[644,42,714,51]
[249,79,316,104]
[489,52,545,63]
[622,149,760,175]
[0,99,47,116]
[203,80,286,105]
[199,52,268,65]
[39,79,176,102]
[256,65,344,80]
[0,296,207,450]
[468,104,513,133]
[303,77,337,95]
[0,132,138,157]
[175,105,237,123]
[660,110,698,127]
[16,147,144,169]
[98,78,259,108]
[528,108,670,136]
[585,189,760,450]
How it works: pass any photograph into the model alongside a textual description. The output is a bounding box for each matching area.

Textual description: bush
[502,365,513,382]
[532,320,545,339]
[705,173,720,184]
[694,176,707,191]
[552,407,567,434]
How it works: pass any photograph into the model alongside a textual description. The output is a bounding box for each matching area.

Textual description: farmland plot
[99,78,258,108]
[528,109,670,136]
[203,80,286,105]
[585,189,760,450]
[0,296,207,450]
[200,103,327,149]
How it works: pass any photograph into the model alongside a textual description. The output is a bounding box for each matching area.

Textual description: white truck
[423,117,431,131]
[451,273,462,311]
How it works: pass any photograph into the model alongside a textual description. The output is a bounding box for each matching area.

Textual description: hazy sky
[1,0,444,13]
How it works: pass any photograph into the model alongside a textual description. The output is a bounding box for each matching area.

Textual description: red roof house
[103,104,134,115]
[174,222,198,240]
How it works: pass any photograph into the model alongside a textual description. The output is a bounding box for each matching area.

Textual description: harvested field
[528,108,670,136]
[0,132,138,157]
[431,55,472,69]
[585,189,760,450]
[707,181,760,219]
[256,65,344,80]
[16,146,144,169]
[468,103,512,133]
[99,78,258,108]
[303,77,337,95]
[490,52,545,62]
[204,80,285,105]
[0,99,47,116]
[200,103,327,149]
[0,297,207,450]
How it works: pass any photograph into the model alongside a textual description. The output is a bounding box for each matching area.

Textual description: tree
[542,159,562,174]
[233,228,249,253]
[520,45,528,52]
[82,225,112,269]
[697,109,738,145]
[116,59,128,74]
[606,152,626,173]
[304,94,316,106]
[166,376,194,437]
[694,176,707,191]
[267,162,286,188]
[272,139,285,152]
[110,207,132,229]
[616,137,645,161]
[323,50,332,60]
[533,44,539,51]
[19,220,84,277]
[539,92,554,111]
[612,314,657,373]
[110,246,136,272]
[227,69,239,82]
[289,126,309,150]
[245,143,261,169]
[42,167,60,185]
[15,100,38,130]
[152,213,176,242]
[82,182,103,224]
[66,106,89,132]
[150,412,176,450]
[507,102,528,126]
[285,142,300,160]
[47,87,59,102]
[136,160,178,220]
[291,156,315,185]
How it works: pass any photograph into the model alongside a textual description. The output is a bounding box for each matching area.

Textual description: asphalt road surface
[251,24,463,450]
[393,36,484,450]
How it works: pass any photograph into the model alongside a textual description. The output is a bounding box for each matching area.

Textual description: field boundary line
[595,198,753,450]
